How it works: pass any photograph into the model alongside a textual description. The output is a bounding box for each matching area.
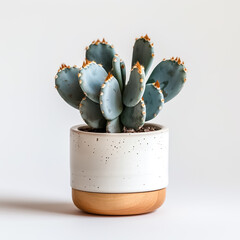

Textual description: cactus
[55,35,187,133]
[79,60,107,103]
[132,35,154,75]
[111,54,123,91]
[80,96,106,129]
[55,64,85,109]
[120,60,126,84]
[147,58,187,102]
[99,73,123,120]
[106,117,122,133]
[123,61,146,107]
[120,99,146,130]
[86,39,115,73]
[143,81,164,121]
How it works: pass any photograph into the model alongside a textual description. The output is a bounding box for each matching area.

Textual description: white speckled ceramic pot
[70,123,169,215]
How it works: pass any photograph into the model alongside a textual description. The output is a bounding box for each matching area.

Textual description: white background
[0,0,239,239]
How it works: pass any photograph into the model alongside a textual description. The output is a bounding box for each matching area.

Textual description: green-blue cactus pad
[120,60,126,88]
[79,96,106,129]
[120,99,146,130]
[86,39,116,73]
[112,54,123,91]
[132,35,154,75]
[143,81,164,121]
[147,58,187,103]
[79,60,107,103]
[99,73,123,120]
[55,64,85,109]
[123,62,145,107]
[106,117,122,133]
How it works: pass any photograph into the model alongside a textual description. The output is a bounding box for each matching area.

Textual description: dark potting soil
[79,125,160,133]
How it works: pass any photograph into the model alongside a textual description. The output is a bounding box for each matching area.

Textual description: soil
[122,126,160,133]
[79,125,160,133]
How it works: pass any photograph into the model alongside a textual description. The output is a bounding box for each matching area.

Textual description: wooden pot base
[72,188,166,216]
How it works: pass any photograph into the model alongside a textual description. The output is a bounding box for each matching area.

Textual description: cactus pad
[55,64,85,109]
[79,60,107,103]
[112,54,123,91]
[120,60,126,89]
[79,97,106,129]
[99,73,123,120]
[106,117,122,133]
[123,62,145,107]
[143,81,164,121]
[86,39,116,72]
[120,99,146,130]
[147,58,187,102]
[132,34,154,75]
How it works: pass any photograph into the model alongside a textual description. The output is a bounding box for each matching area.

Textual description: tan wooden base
[72,188,166,216]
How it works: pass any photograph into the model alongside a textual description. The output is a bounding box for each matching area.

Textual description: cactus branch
[106,117,122,133]
[143,81,164,121]
[147,58,186,102]
[120,99,146,130]
[111,54,123,91]
[86,39,116,72]
[55,64,85,109]
[99,73,123,120]
[79,97,106,129]
[120,60,126,89]
[131,34,154,75]
[123,62,146,107]
[79,61,107,103]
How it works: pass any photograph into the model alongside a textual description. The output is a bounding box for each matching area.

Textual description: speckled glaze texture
[70,123,169,193]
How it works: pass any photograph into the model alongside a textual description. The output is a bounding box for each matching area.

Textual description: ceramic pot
[70,123,169,215]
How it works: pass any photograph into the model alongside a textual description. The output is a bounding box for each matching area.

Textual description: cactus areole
[55,35,187,133]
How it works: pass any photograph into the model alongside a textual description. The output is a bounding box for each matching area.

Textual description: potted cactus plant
[55,35,187,215]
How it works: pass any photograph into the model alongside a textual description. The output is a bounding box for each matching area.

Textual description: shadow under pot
[70,123,169,215]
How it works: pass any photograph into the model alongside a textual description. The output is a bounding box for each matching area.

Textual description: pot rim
[71,123,168,137]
